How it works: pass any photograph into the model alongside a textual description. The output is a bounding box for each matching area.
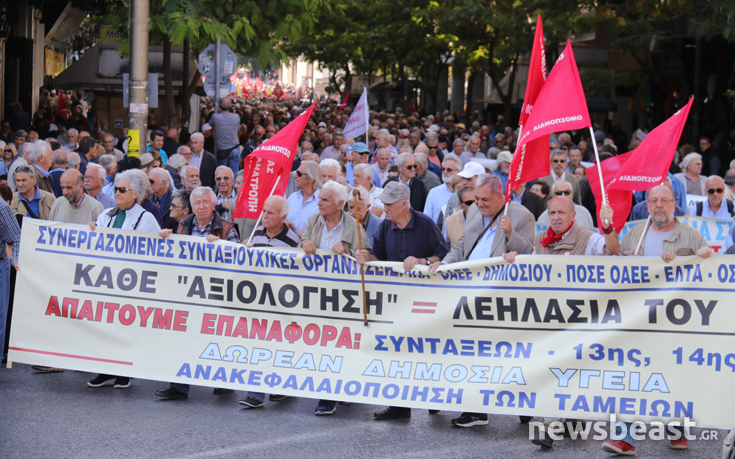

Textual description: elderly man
[370,129,398,166]
[28,141,55,194]
[429,173,535,429]
[62,128,79,153]
[213,166,237,220]
[372,148,391,188]
[438,162,486,230]
[98,154,118,198]
[67,152,81,171]
[320,158,348,186]
[540,149,581,204]
[459,135,484,165]
[383,152,429,211]
[302,180,370,416]
[238,194,299,409]
[11,166,55,220]
[443,186,475,248]
[49,149,67,196]
[603,185,709,456]
[321,131,343,161]
[7,142,31,192]
[102,133,124,160]
[565,146,584,174]
[509,181,546,220]
[181,165,201,192]
[356,181,448,420]
[209,97,242,173]
[353,163,384,217]
[186,135,218,189]
[49,169,104,224]
[345,142,369,186]
[424,154,462,223]
[414,152,441,190]
[84,163,115,209]
[451,137,466,158]
[674,152,706,196]
[491,151,512,191]
[155,186,238,400]
[286,161,322,237]
[689,175,734,218]
[148,167,173,226]
[348,186,382,247]
[537,181,594,228]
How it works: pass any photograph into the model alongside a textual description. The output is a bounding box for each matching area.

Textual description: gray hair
[320,158,340,175]
[378,129,391,140]
[396,152,414,167]
[18,142,35,159]
[551,180,573,193]
[67,128,78,137]
[67,152,81,169]
[682,152,702,169]
[354,163,374,179]
[87,163,106,180]
[550,149,568,161]
[28,141,49,164]
[176,145,192,155]
[301,160,322,189]
[474,173,504,194]
[115,169,149,203]
[148,167,169,182]
[453,137,466,150]
[172,189,192,212]
[443,153,462,170]
[215,165,234,177]
[190,132,204,143]
[413,152,429,169]
[98,154,117,173]
[52,149,67,165]
[190,186,217,205]
[322,180,348,204]
[348,185,370,204]
[167,153,187,172]
[425,132,438,144]
[302,152,318,162]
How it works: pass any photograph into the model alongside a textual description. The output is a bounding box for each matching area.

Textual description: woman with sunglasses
[0,142,14,177]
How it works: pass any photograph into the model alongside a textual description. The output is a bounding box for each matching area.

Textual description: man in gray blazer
[539,149,581,205]
[428,173,535,428]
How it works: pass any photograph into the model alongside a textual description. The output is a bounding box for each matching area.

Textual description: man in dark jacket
[383,152,428,211]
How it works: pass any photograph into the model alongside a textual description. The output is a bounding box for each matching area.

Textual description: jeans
[0,256,10,360]
[615,421,684,446]
[248,391,265,402]
[217,146,241,176]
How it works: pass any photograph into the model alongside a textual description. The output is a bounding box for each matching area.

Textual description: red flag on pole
[587,153,634,233]
[274,82,283,100]
[339,91,349,110]
[231,102,316,219]
[607,99,693,191]
[505,15,548,202]
[515,40,591,149]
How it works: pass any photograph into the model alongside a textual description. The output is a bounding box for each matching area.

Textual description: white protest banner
[9,220,735,427]
[343,88,369,139]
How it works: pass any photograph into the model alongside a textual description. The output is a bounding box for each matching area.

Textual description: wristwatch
[425,258,431,266]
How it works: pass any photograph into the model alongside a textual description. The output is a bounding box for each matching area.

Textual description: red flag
[232,103,316,219]
[505,15,548,202]
[516,40,591,149]
[587,152,634,233]
[274,83,283,100]
[339,91,349,110]
[518,15,546,128]
[607,99,693,191]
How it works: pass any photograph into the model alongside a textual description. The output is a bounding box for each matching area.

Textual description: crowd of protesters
[2,88,735,456]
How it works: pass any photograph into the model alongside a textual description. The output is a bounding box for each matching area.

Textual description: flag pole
[589,126,609,226]
[504,124,524,217]
[634,215,651,255]
[352,188,369,326]
[365,87,370,145]
[244,175,282,246]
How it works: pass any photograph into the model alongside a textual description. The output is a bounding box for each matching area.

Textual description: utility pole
[128,0,149,157]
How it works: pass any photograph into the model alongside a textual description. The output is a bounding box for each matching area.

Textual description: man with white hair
[413,151,441,190]
[62,128,79,153]
[690,175,734,218]
[83,164,115,209]
[536,180,594,228]
[148,167,173,226]
[188,132,218,188]
[674,152,706,196]
[370,129,398,165]
[181,165,201,192]
[345,142,369,186]
[287,161,322,237]
[424,154,462,222]
[98,154,118,198]
[459,135,485,165]
[540,149,581,204]
[348,186,381,246]
[213,166,237,220]
[67,152,81,171]
[11,165,55,220]
[372,148,391,188]
[28,141,55,195]
[301,180,370,416]
[320,158,348,186]
[7,142,31,192]
[383,152,429,211]
[491,151,512,191]
[353,163,384,216]
[102,133,124,160]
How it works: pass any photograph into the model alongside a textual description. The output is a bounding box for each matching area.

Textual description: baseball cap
[456,123,466,129]
[457,162,486,178]
[497,151,513,164]
[378,181,410,204]
[201,123,212,131]
[351,142,369,153]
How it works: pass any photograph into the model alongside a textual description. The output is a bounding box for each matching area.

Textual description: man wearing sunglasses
[536,181,594,229]
[690,175,735,219]
[345,142,369,186]
[383,152,428,212]
[539,149,581,205]
[423,154,462,223]
[213,166,237,220]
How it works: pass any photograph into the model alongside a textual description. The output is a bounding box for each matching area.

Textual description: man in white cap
[201,123,215,153]
[491,151,512,191]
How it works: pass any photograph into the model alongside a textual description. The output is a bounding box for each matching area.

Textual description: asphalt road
[0,362,726,458]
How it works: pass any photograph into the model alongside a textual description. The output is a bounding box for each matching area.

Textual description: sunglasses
[554,190,572,196]
[427,146,438,150]
[295,170,305,177]
[441,167,455,172]
[462,199,475,206]
[170,204,185,209]
[707,188,724,194]
[114,186,131,194]
[215,176,231,181]
[403,164,418,170]
[355,151,368,155]
[552,159,567,163]
[4,149,12,153]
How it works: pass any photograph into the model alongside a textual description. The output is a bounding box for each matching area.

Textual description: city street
[0,362,726,458]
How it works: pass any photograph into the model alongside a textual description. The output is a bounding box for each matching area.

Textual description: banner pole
[504,124,524,217]
[589,126,609,226]
[365,87,370,144]
[352,188,369,326]
[634,215,651,255]
[244,175,282,246]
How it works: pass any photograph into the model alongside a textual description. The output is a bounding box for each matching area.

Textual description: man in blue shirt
[356,181,448,421]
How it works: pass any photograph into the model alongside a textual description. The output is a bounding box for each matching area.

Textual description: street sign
[204,81,234,98]
[198,43,237,84]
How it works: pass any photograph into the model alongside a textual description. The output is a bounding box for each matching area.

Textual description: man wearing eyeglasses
[383,152,428,212]
[213,166,237,220]
[423,154,462,223]
[536,181,594,228]
[539,149,581,204]
[690,175,735,219]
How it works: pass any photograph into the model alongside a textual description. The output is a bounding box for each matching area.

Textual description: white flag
[343,88,369,139]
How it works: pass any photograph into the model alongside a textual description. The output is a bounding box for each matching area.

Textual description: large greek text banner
[9,221,735,427]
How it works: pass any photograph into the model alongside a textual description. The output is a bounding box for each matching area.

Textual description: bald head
[547,196,575,235]
[60,169,84,205]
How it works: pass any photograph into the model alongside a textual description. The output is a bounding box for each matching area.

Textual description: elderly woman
[0,142,15,177]
[86,169,160,388]
[286,160,322,237]
[674,152,707,196]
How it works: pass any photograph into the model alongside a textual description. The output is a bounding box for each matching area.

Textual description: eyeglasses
[441,167,455,172]
[295,170,305,177]
[462,199,475,206]
[114,186,131,194]
[552,159,567,163]
[427,146,438,150]
[554,190,572,196]
[355,151,368,155]
[4,149,12,153]
[648,198,673,206]
[170,204,185,209]
[371,137,377,141]
[403,164,418,170]
[707,188,724,194]
[215,176,231,181]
